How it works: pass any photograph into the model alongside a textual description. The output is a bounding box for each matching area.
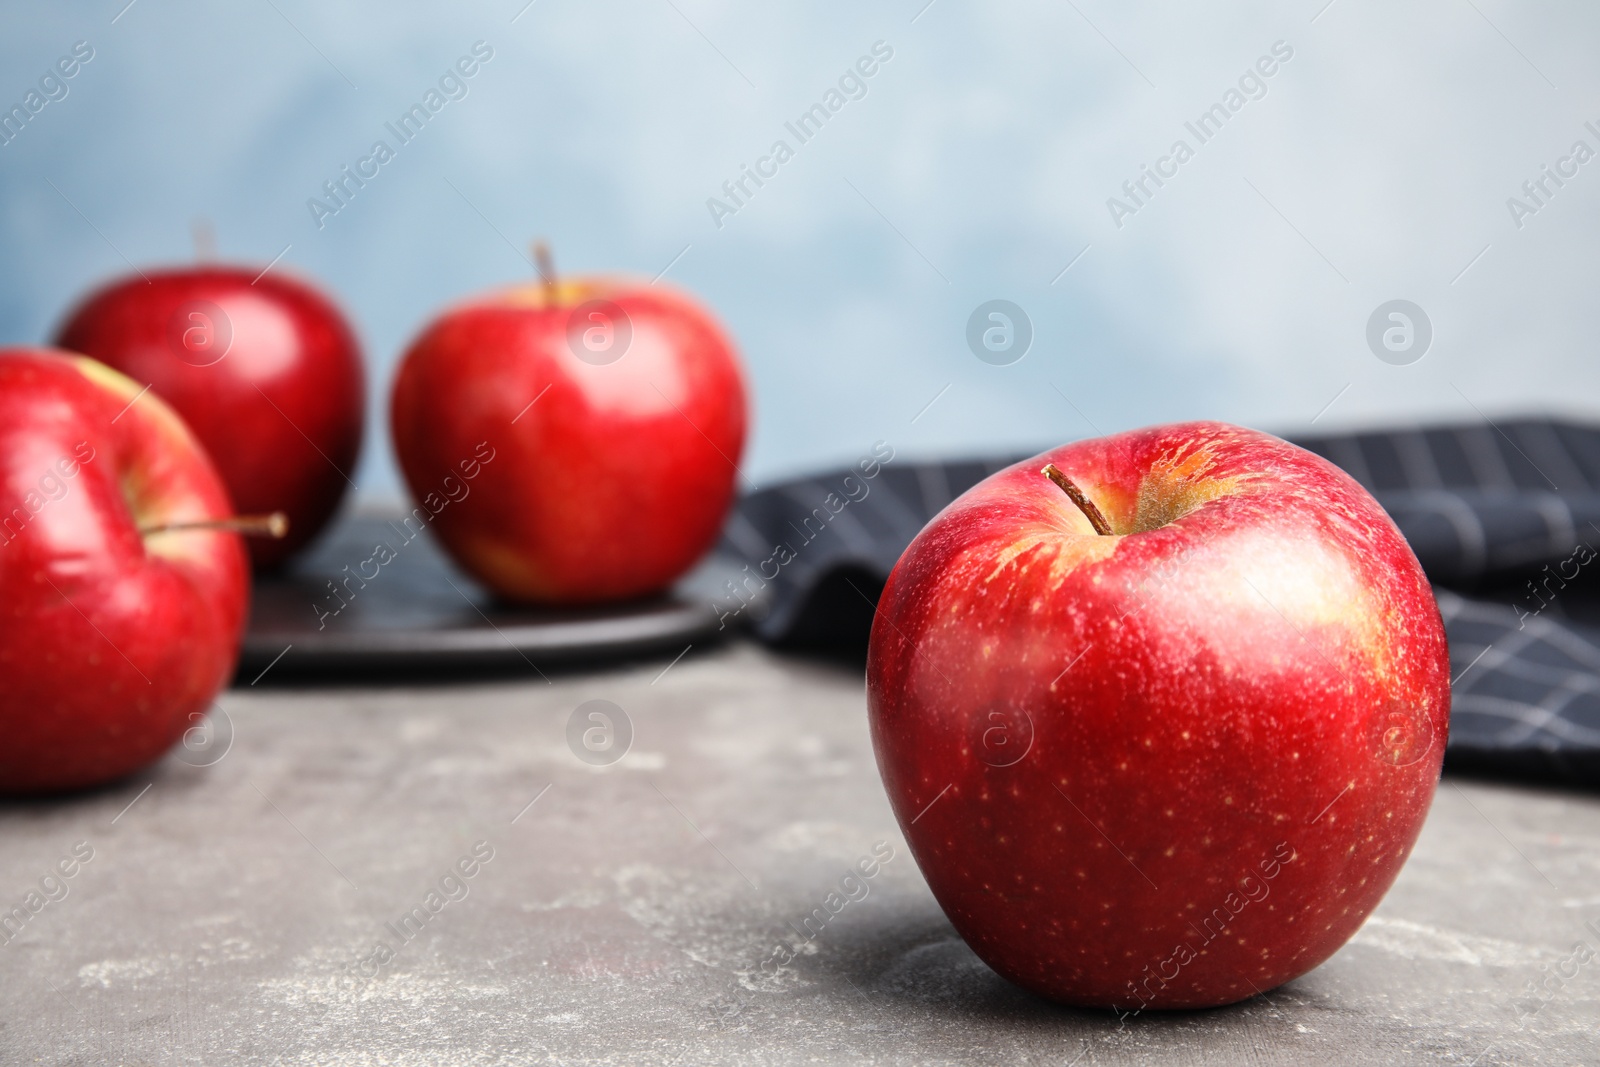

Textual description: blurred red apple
[55,265,365,568]
[0,349,250,794]
[867,421,1449,1010]
[390,261,747,604]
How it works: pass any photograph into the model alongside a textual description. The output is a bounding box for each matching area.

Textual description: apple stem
[1041,464,1113,536]
[139,512,289,539]
[532,240,557,304]
[192,218,216,262]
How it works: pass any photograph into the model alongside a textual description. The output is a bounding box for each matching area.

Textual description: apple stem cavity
[1041,464,1114,536]
[533,240,557,305]
[140,512,289,539]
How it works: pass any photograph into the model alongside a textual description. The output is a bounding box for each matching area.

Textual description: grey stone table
[2,642,1598,1065]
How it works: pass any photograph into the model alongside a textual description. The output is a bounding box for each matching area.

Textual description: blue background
[2,0,1597,498]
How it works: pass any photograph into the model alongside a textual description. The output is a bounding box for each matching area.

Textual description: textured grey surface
[1,642,1598,1066]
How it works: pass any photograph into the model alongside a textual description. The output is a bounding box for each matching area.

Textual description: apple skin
[55,266,365,569]
[390,278,747,604]
[0,350,249,794]
[866,421,1449,1010]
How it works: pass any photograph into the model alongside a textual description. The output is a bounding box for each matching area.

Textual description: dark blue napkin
[718,421,1600,786]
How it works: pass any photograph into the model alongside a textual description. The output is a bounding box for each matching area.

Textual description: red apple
[390,266,747,603]
[0,349,249,794]
[55,265,365,568]
[866,421,1449,1010]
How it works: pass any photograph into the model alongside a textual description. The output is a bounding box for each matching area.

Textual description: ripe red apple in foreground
[867,421,1449,1010]
[56,265,365,568]
[0,350,249,794]
[391,259,747,603]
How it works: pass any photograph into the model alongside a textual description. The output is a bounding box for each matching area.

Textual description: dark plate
[238,510,747,680]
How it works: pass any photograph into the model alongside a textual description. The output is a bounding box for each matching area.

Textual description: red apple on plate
[55,264,365,568]
[0,349,251,794]
[390,254,747,603]
[866,421,1449,1010]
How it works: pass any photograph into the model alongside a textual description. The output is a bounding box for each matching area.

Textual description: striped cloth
[719,421,1600,785]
